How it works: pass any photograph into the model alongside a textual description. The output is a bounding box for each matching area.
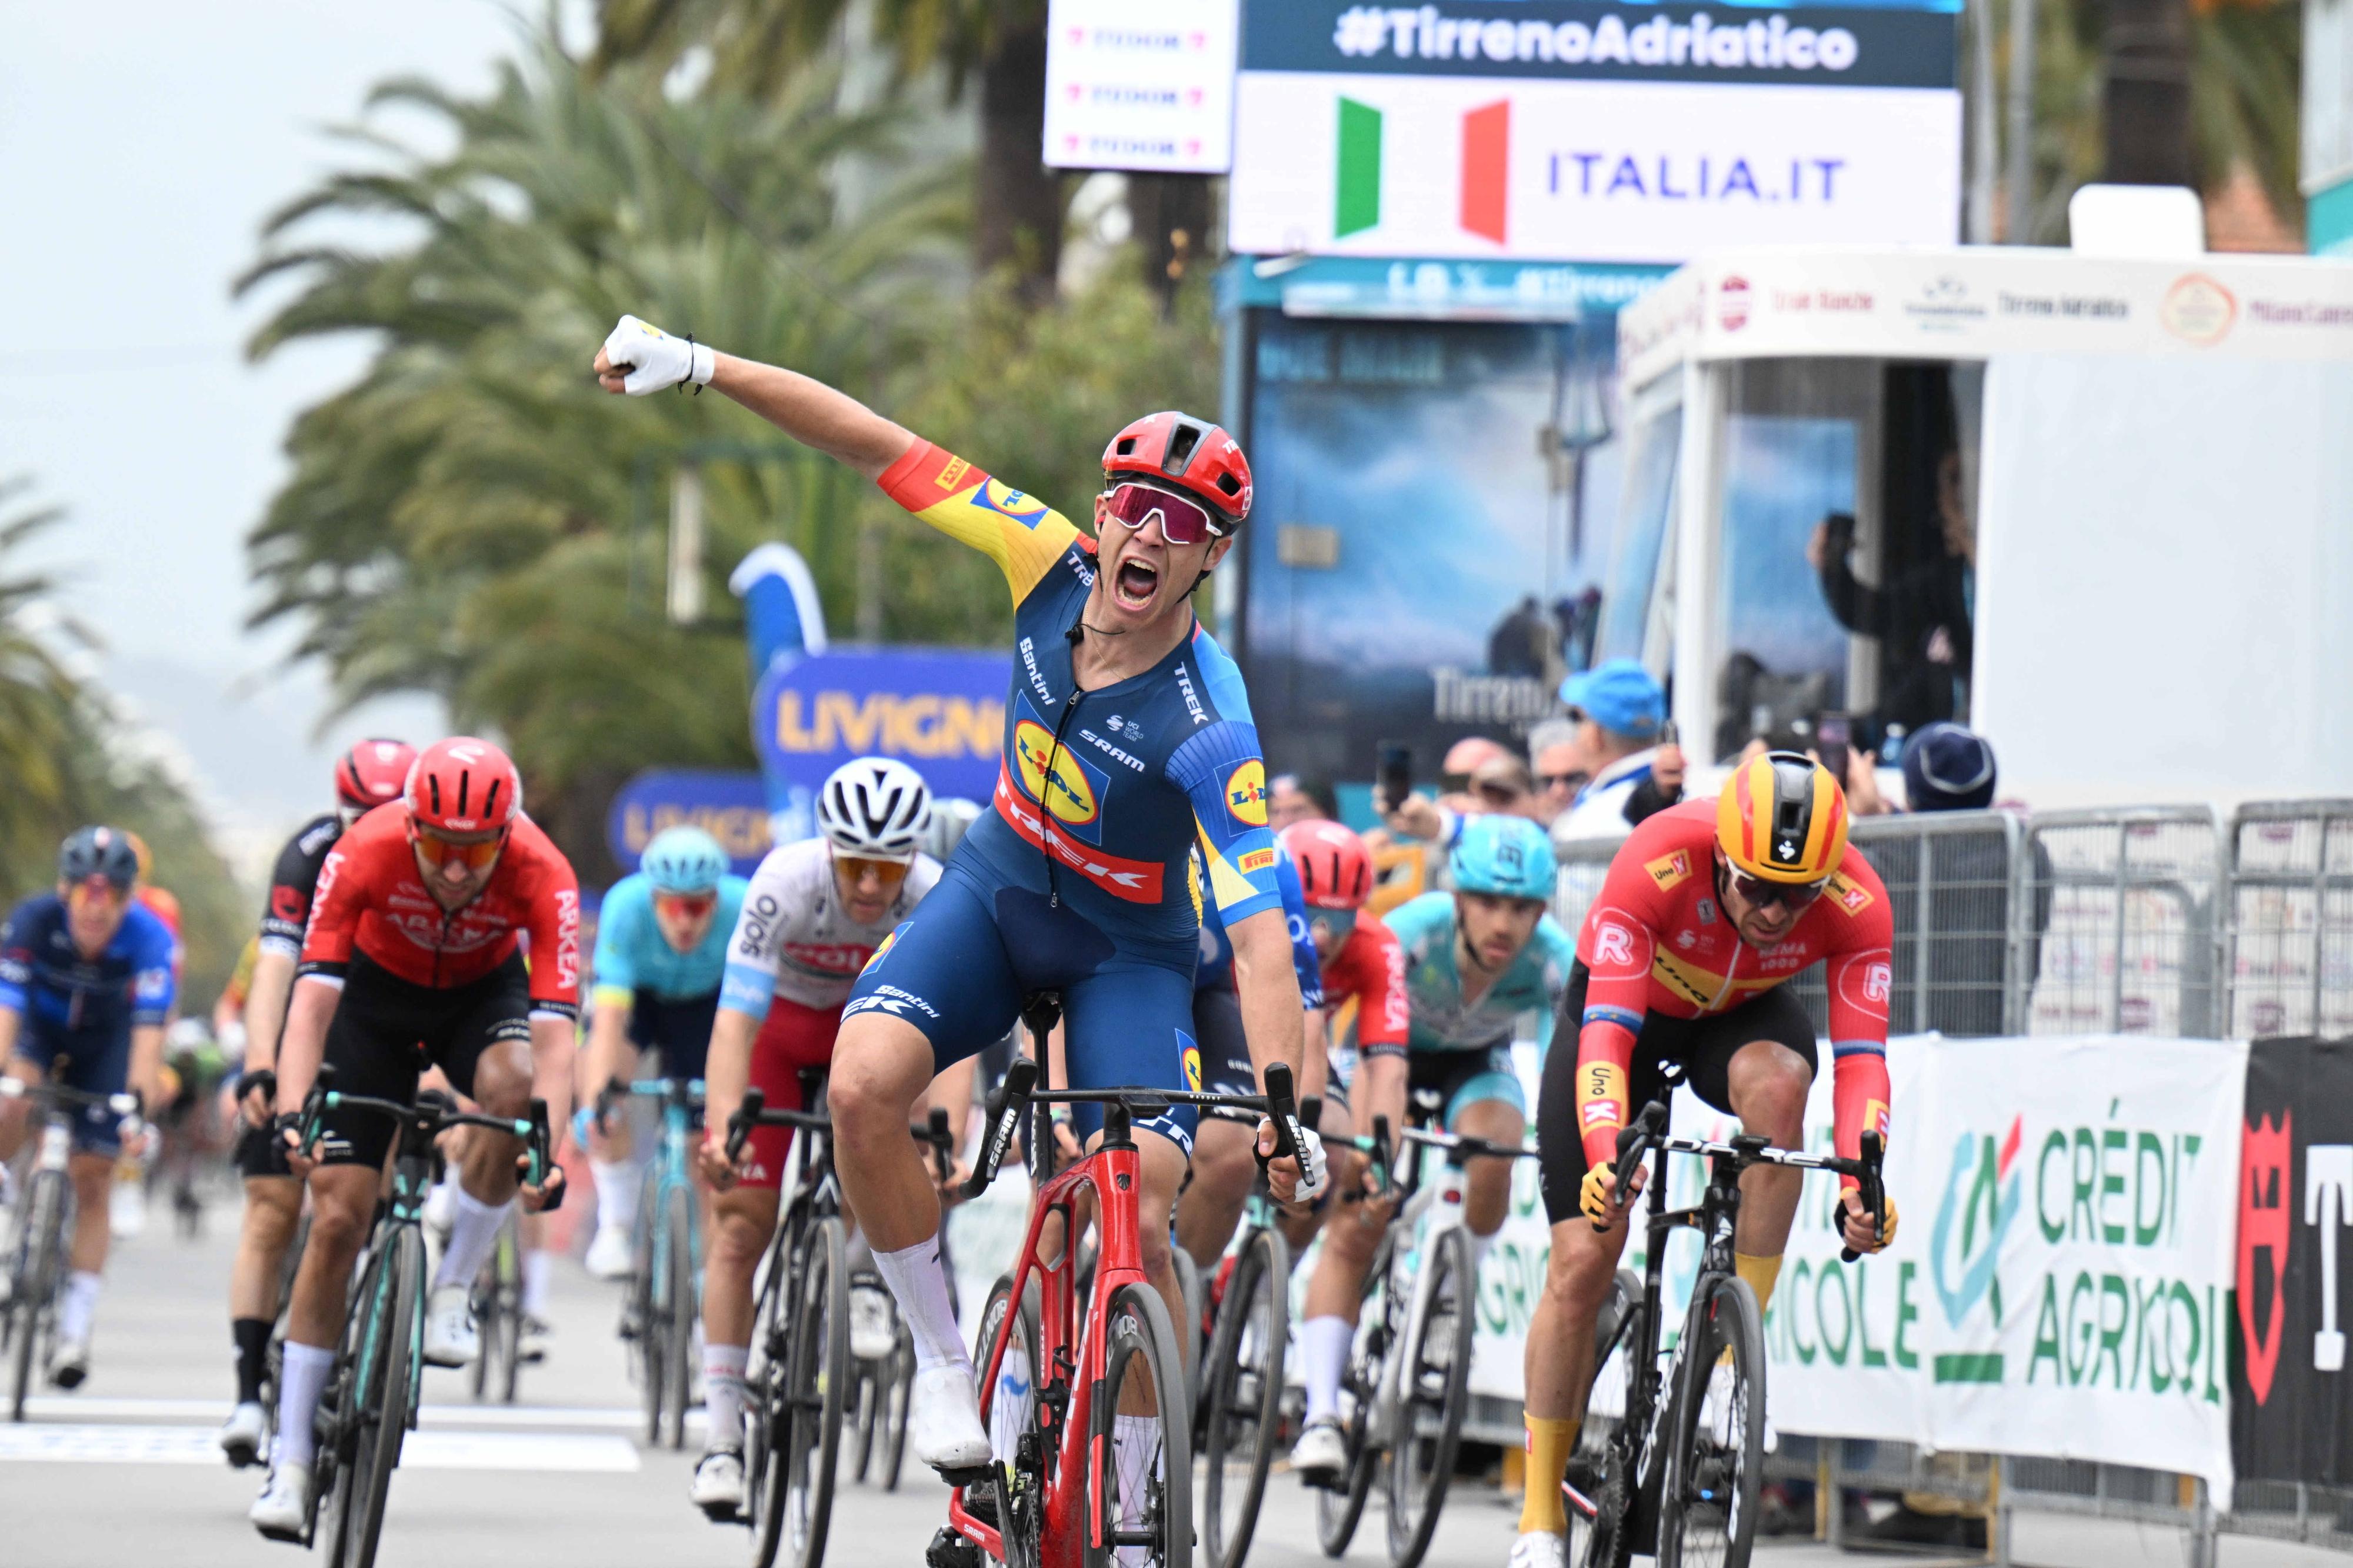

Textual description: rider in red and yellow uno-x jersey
[1509,753,1900,1557]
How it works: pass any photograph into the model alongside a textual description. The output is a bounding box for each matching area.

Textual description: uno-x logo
[1592,921,1635,966]
[1864,961,1892,1004]
[1929,1115,2022,1382]
[1334,95,1510,244]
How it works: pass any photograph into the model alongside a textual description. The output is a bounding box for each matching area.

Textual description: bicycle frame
[629,1077,706,1309]
[950,1105,1149,1568]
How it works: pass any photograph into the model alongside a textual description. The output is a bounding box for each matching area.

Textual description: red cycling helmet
[336,738,419,814]
[1103,411,1252,524]
[404,738,521,835]
[1280,819,1374,911]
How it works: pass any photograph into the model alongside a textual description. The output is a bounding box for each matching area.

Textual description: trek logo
[1335,95,1510,243]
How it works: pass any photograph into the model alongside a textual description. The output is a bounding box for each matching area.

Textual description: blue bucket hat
[1558,659,1665,741]
[1901,723,1997,812]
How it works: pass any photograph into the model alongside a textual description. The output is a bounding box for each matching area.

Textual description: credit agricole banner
[1228,0,1962,263]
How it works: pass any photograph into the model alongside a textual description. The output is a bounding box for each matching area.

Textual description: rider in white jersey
[687,759,944,1518]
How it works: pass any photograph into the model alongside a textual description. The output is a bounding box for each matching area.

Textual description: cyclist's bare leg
[230,1176,302,1319]
[702,1182,781,1454]
[1452,1099,1525,1237]
[286,1163,380,1346]
[828,1013,942,1253]
[0,1053,40,1157]
[1526,1212,1633,1427]
[1722,1037,1811,1259]
[66,1150,112,1273]
[451,1039,533,1205]
[1175,1114,1255,1270]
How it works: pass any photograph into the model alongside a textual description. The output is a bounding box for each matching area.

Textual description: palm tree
[589,0,1062,299]
[0,481,88,888]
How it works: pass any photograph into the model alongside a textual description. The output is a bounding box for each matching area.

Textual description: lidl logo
[1013,720,1102,827]
[1181,1035,1202,1092]
[1225,759,1269,826]
[1334,95,1510,243]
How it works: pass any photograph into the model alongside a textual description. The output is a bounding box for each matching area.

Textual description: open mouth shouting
[1112,553,1163,613]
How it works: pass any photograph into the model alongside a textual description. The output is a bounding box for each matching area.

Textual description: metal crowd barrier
[1539,796,2353,1560]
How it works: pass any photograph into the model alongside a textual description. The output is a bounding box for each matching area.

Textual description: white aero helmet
[921,796,984,863]
[817,757,931,862]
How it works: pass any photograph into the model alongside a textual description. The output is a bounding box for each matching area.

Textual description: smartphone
[1815,712,1852,785]
[1659,718,1678,749]
[1377,742,1413,815]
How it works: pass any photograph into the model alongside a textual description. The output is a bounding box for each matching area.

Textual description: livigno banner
[1229,0,1961,262]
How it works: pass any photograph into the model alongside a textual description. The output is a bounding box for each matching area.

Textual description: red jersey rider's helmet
[1103,411,1253,526]
[336,738,419,815]
[405,738,522,836]
[1279,819,1374,911]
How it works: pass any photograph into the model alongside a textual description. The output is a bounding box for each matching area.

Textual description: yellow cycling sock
[1518,1414,1581,1535]
[1735,1252,1784,1316]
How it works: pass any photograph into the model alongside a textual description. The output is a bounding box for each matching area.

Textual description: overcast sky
[0,1,559,870]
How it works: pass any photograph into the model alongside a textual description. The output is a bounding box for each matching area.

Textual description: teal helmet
[640,825,729,894]
[1449,813,1556,902]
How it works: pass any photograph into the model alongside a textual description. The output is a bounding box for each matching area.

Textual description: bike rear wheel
[1091,1281,1193,1568]
[1656,1275,1764,1568]
[975,1273,1046,1568]
[325,1226,421,1568]
[634,1174,665,1444]
[664,1182,695,1449]
[1315,1231,1393,1558]
[1201,1226,1289,1568]
[768,1215,848,1568]
[1569,1270,1646,1568]
[1384,1226,1473,1568]
[6,1169,64,1422]
[879,1325,915,1491]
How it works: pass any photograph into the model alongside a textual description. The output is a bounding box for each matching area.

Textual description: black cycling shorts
[624,986,720,1084]
[1194,982,1350,1128]
[312,950,534,1169]
[1535,960,1818,1226]
[237,1117,294,1179]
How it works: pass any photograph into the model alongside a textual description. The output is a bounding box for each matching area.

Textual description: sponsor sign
[1229,0,1960,263]
[752,647,1012,809]
[605,770,773,879]
[2231,1037,2353,1489]
[1044,0,1239,172]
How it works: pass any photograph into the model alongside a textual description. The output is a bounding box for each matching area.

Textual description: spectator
[1807,451,1975,735]
[1527,718,1588,824]
[1550,659,1685,841]
[1268,773,1334,831]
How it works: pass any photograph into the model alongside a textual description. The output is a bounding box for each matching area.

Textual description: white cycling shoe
[1289,1417,1348,1479]
[911,1363,991,1474]
[848,1280,896,1362]
[249,1460,314,1542]
[692,1446,745,1519]
[421,1283,478,1368]
[48,1335,90,1390]
[1507,1530,1567,1568]
[219,1401,269,1469]
[584,1224,634,1282]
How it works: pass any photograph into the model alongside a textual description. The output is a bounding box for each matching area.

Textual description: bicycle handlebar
[958,1059,1307,1200]
[0,1075,144,1140]
[292,1068,561,1206]
[1602,1100,1887,1259]
[1398,1123,1538,1163]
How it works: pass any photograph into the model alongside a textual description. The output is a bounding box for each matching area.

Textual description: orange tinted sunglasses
[413,826,506,869]
[835,854,912,889]
[655,891,718,920]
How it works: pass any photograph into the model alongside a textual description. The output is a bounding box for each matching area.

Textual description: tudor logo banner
[2232,1036,2353,1490]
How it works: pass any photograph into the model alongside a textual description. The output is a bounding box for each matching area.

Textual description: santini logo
[1335,96,1511,242]
[1333,5,1862,72]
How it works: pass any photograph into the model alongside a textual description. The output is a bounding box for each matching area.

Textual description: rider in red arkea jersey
[299,803,580,1010]
[1569,798,1894,1183]
[1318,918,1409,1063]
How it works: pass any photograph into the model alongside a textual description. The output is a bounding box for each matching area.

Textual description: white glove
[1294,1126,1329,1203]
[602,314,715,395]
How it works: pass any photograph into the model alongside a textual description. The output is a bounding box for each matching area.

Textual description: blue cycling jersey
[1378,890,1575,1057]
[1196,845,1324,1008]
[590,872,748,1004]
[0,893,178,1037]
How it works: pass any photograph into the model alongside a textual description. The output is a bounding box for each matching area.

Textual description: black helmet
[59,826,139,890]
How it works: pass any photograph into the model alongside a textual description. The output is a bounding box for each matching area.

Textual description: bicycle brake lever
[1839,1129,1885,1264]
[526,1099,564,1211]
[725,1086,766,1166]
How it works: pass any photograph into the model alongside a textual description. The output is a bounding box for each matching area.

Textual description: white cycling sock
[421,1172,459,1235]
[589,1159,639,1236]
[874,1234,968,1373]
[1112,1413,1164,1568]
[1466,1227,1496,1287]
[58,1270,102,1343]
[274,1341,336,1469]
[521,1249,552,1316]
[704,1342,750,1452]
[1300,1315,1355,1425]
[431,1187,511,1292]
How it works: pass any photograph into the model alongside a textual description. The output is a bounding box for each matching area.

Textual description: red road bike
[929,996,1308,1568]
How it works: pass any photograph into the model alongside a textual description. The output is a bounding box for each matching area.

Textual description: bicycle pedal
[926,1527,981,1568]
[934,1463,994,1488]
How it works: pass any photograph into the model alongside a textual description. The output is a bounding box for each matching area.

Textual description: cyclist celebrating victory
[1290,812,1570,1480]
[218,738,414,1466]
[0,827,175,1392]
[579,825,748,1282]
[594,315,1321,1483]
[1514,753,1899,1568]
[252,738,577,1538]
[688,756,941,1518]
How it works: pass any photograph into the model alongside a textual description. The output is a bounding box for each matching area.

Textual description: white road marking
[0,1423,642,1471]
[18,1395,704,1432]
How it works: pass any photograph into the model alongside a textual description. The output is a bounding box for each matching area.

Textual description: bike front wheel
[6,1168,65,1422]
[757,1215,849,1568]
[1384,1226,1474,1568]
[325,1226,422,1568]
[1091,1281,1193,1568]
[1200,1226,1289,1568]
[1315,1230,1394,1559]
[664,1183,695,1450]
[1656,1275,1764,1568]
[1569,1269,1647,1568]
